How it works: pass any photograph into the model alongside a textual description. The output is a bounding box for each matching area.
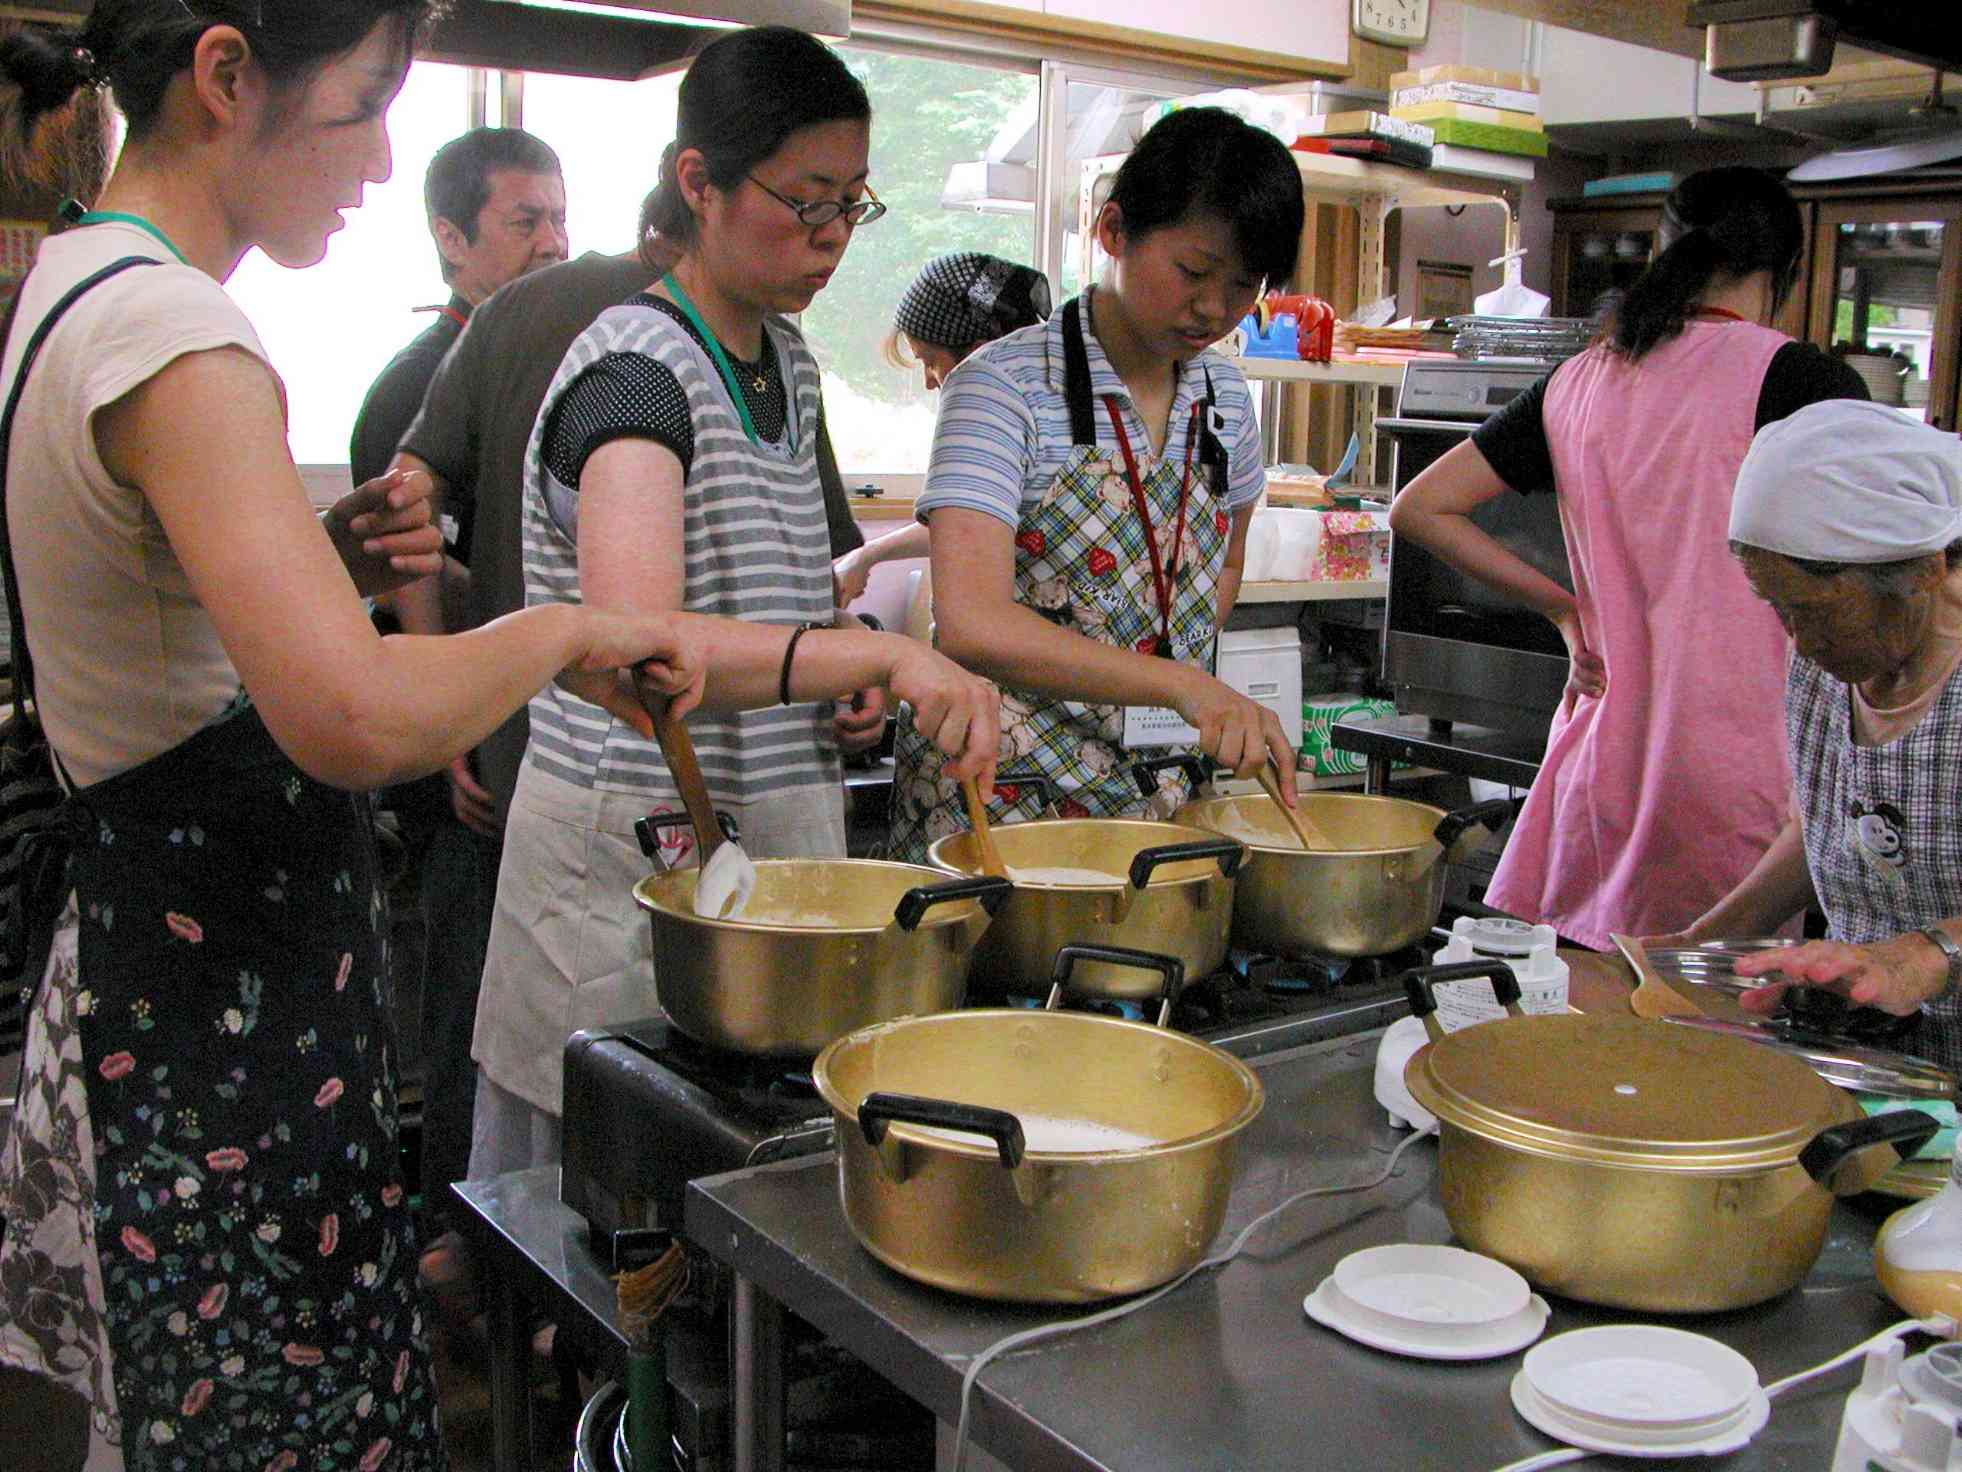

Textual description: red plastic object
[1266,291,1334,363]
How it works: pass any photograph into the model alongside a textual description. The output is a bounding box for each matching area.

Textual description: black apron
[68,697,443,1468]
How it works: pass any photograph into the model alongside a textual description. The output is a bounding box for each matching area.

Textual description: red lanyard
[1103,396,1199,658]
[1689,306,1747,322]
[416,303,471,330]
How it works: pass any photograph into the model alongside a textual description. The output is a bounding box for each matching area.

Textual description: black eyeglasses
[746,175,888,229]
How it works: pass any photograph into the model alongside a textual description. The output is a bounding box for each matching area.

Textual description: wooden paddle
[649,696,756,918]
[1259,758,1336,851]
[1611,932,1704,1021]
[961,775,1010,880]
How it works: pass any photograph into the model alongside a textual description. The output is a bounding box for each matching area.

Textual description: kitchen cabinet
[1550,179,1961,432]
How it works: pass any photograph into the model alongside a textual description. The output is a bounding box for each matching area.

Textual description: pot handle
[1131,752,1211,801]
[1401,960,1524,1046]
[892,875,1014,932]
[1431,797,1523,866]
[634,809,741,871]
[993,771,1060,820]
[859,1091,1025,1171]
[1129,838,1246,891]
[1047,943,1185,1028]
[1798,1110,1942,1195]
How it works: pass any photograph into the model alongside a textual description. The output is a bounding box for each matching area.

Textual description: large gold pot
[1174,791,1515,958]
[813,990,1264,1302]
[927,819,1243,999]
[633,860,1011,1057]
[1402,962,1940,1313]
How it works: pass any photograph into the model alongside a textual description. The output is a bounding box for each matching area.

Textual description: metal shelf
[1290,152,1521,214]
[1239,578,1386,604]
[1231,357,1408,387]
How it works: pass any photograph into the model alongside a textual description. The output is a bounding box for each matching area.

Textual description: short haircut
[1105,107,1304,289]
[426,125,561,245]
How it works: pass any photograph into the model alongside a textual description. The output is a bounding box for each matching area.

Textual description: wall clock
[1353,0,1431,47]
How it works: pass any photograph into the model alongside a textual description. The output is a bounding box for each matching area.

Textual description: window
[519,71,683,258]
[799,46,1037,477]
[227,62,472,469]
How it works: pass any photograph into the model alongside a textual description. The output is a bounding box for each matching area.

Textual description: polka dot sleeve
[541,351,695,490]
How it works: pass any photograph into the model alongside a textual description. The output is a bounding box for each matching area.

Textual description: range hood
[428,0,850,81]
[1687,3,1962,84]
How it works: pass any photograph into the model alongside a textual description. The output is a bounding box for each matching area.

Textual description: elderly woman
[1660,400,1962,1069]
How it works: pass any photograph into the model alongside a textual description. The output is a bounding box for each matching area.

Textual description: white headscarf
[1729,399,1962,564]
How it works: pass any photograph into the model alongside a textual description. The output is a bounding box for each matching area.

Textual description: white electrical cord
[1489,1450,1588,1472]
[948,1124,1438,1472]
[1763,1313,1957,1400]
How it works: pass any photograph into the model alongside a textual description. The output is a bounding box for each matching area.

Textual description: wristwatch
[1917,926,1962,997]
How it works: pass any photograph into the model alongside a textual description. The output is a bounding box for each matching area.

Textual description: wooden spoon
[649,696,756,919]
[962,776,1010,880]
[1611,932,1704,1021]
[1259,759,1336,851]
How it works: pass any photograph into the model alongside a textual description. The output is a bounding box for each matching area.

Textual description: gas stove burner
[660,1029,818,1102]
[1008,993,1145,1022]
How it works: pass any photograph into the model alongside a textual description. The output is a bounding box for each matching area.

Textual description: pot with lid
[1402,961,1939,1312]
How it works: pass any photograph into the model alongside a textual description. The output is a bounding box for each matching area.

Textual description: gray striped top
[519,298,841,804]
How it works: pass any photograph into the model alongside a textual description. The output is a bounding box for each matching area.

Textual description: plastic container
[1431,915,1569,1028]
[1876,1150,1962,1323]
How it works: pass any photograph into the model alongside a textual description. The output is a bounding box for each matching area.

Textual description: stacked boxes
[1389,65,1544,177]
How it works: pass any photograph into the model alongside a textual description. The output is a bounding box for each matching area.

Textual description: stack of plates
[1446,315,1597,365]
[1511,1326,1769,1457]
[1845,352,1907,406]
[1303,1244,1550,1360]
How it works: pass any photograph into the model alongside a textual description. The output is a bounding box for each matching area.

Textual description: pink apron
[1486,320,1795,949]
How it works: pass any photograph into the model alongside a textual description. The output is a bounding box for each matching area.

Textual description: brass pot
[1402,962,1940,1313]
[1174,790,1515,958]
[633,859,1010,1058]
[813,982,1264,1303]
[927,819,1243,999]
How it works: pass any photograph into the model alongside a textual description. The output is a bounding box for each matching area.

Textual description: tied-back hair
[637,24,870,270]
[1105,107,1305,290]
[0,0,441,150]
[1608,166,1803,361]
[0,22,112,205]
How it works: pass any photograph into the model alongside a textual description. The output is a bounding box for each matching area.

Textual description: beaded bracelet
[778,621,826,706]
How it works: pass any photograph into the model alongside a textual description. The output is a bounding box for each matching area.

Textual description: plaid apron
[889,297,1230,864]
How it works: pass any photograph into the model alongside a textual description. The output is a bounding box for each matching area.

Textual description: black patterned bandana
[894,252,1052,350]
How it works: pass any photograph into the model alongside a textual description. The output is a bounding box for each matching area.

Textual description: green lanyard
[660,273,770,449]
[68,207,191,266]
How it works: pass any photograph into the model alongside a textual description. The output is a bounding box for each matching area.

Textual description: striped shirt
[520,300,840,803]
[918,291,1266,529]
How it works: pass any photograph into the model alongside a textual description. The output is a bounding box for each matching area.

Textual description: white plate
[1304,1279,1550,1361]
[1509,1372,1769,1457]
[1522,1324,1759,1430]
[1333,1244,1531,1331]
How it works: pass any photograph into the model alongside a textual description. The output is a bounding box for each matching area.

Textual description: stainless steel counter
[685,1030,1909,1471]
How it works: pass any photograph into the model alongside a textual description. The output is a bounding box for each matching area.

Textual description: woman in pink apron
[890,108,1305,863]
[1388,168,1868,949]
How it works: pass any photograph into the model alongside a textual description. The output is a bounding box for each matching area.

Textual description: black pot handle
[1431,797,1523,857]
[893,875,1014,931]
[1128,838,1246,890]
[992,771,1058,819]
[859,1091,1025,1171]
[1047,943,1185,1027]
[1401,960,1524,1044]
[635,809,741,863]
[1131,752,1211,800]
[1798,1110,1941,1188]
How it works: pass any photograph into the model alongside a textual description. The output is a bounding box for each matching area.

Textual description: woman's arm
[833,521,929,607]
[95,349,701,791]
[1388,439,1604,700]
[930,506,1296,790]
[579,439,999,781]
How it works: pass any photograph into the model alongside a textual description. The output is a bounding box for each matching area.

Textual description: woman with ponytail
[1389,167,1868,950]
[464,26,999,1180]
[0,5,761,1465]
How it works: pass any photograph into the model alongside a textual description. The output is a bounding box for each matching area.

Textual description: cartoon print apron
[890,296,1230,864]
[0,698,442,1471]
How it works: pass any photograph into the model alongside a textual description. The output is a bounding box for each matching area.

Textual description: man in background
[350,126,566,1305]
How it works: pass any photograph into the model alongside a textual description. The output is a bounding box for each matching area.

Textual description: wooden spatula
[1259,758,1336,850]
[649,697,756,919]
[962,776,1010,880]
[1611,932,1703,1021]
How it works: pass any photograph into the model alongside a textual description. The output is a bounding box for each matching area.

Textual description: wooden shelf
[1290,152,1519,213]
[1239,578,1386,604]
[1230,356,1408,387]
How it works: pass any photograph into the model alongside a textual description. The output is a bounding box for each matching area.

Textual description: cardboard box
[1295,111,1435,147]
[1391,81,1541,114]
[1390,100,1542,133]
[1416,117,1549,158]
[1390,64,1537,92]
[1308,510,1391,582]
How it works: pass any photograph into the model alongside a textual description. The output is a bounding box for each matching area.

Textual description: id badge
[1123,705,1199,749]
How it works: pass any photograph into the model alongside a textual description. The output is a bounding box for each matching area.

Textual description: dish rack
[1447,314,1597,365]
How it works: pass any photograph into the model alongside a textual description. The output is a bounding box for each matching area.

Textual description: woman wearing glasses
[467,25,999,1177]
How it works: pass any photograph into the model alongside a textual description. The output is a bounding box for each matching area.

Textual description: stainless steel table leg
[1366,753,1391,794]
[732,1272,787,1472]
[485,1261,532,1472]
